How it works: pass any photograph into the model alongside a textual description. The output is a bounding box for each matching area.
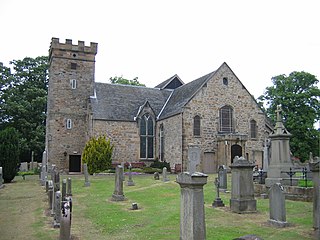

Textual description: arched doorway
[231,144,242,163]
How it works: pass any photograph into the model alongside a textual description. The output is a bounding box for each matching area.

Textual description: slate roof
[158,71,216,120]
[91,83,172,121]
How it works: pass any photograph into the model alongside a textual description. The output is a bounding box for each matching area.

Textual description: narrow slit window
[70,79,77,89]
[66,119,72,129]
[71,63,77,70]
[250,119,257,138]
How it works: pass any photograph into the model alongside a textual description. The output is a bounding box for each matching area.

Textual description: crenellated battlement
[49,37,98,62]
[50,37,97,53]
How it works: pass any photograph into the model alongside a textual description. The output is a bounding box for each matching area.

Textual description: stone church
[45,38,273,173]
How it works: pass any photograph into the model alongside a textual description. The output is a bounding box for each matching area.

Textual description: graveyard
[0,171,315,240]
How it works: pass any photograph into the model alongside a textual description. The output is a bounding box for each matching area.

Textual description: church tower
[46,38,98,172]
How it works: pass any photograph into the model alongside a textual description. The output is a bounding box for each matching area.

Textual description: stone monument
[265,105,297,187]
[218,165,227,191]
[0,167,3,189]
[309,160,320,234]
[176,172,208,240]
[127,164,135,186]
[268,183,289,227]
[230,156,256,213]
[188,145,201,173]
[111,165,126,201]
[162,167,170,182]
[83,163,90,187]
[212,177,225,207]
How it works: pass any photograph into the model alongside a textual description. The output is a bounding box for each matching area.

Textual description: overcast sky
[1,0,319,98]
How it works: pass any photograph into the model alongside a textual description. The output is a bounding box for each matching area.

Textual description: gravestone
[188,146,201,174]
[0,167,3,188]
[60,199,71,240]
[268,183,289,227]
[127,164,135,186]
[212,177,225,207]
[309,160,320,232]
[263,138,271,172]
[83,163,90,187]
[230,156,256,213]
[154,172,160,180]
[54,191,61,228]
[218,165,227,191]
[162,167,170,182]
[40,150,47,186]
[20,162,28,172]
[48,180,53,210]
[62,179,67,201]
[67,178,72,196]
[176,172,208,240]
[265,105,297,187]
[111,165,126,201]
[131,202,138,210]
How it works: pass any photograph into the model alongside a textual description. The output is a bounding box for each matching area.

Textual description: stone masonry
[46,38,97,171]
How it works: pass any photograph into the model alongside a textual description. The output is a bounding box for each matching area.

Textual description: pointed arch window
[219,105,233,133]
[140,114,154,159]
[193,115,201,136]
[250,119,257,139]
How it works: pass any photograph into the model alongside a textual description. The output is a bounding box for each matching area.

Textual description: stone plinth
[176,172,208,240]
[309,161,320,231]
[111,165,126,201]
[230,157,256,213]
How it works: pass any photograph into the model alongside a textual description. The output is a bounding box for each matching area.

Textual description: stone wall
[157,114,183,171]
[181,63,268,171]
[92,120,140,163]
[46,38,97,171]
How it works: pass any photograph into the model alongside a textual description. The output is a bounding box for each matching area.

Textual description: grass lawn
[0,173,316,239]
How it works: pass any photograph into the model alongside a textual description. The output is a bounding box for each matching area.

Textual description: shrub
[150,160,171,172]
[142,167,162,174]
[82,135,114,174]
[0,127,20,183]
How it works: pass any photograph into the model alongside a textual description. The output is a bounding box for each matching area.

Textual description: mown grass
[0,173,315,239]
[68,173,314,240]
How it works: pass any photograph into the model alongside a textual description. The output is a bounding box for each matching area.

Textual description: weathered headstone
[154,172,160,180]
[131,202,138,210]
[20,162,28,172]
[127,164,135,186]
[111,165,126,201]
[0,167,3,188]
[83,163,90,187]
[188,146,201,174]
[212,177,225,207]
[67,178,72,196]
[62,179,67,201]
[218,165,227,191]
[162,167,170,182]
[309,160,320,232]
[265,105,297,187]
[48,180,53,210]
[176,172,208,240]
[230,156,257,213]
[263,138,271,172]
[60,199,71,240]
[54,170,60,192]
[268,183,289,227]
[40,150,47,186]
[54,191,61,228]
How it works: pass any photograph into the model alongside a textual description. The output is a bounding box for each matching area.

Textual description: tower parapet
[49,38,98,63]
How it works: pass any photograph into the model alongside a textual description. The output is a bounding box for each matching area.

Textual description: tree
[0,127,20,183]
[82,135,114,174]
[110,76,145,86]
[258,71,320,161]
[0,56,48,162]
